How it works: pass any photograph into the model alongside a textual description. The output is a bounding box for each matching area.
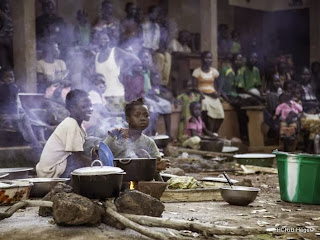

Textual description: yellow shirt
[192,67,219,94]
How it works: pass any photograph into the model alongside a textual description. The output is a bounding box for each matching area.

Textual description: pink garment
[185,117,206,137]
[275,100,303,121]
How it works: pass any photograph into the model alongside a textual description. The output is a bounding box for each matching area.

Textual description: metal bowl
[18,178,70,197]
[220,186,260,206]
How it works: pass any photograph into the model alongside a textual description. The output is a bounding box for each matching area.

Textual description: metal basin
[18,178,70,197]
[220,186,260,206]
[234,153,276,167]
[0,168,33,180]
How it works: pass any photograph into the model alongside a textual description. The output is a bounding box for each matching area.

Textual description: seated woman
[139,49,172,137]
[299,67,320,113]
[263,75,283,138]
[0,68,44,148]
[274,92,303,151]
[192,51,224,133]
[182,101,218,150]
[297,67,320,152]
[37,41,68,93]
[235,52,263,105]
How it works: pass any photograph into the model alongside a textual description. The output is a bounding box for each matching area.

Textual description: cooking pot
[18,178,70,197]
[200,139,224,152]
[151,135,170,149]
[0,168,33,180]
[114,158,156,182]
[71,160,125,199]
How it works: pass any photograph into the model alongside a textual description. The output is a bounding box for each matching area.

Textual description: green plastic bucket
[274,151,320,204]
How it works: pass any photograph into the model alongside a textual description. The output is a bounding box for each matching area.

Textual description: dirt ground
[1,164,320,239]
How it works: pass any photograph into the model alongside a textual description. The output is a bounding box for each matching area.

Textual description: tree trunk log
[24,200,53,208]
[0,201,27,220]
[105,201,173,240]
[123,213,269,236]
[0,200,53,220]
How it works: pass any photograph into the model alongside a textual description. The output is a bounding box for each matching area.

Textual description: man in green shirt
[236,52,263,105]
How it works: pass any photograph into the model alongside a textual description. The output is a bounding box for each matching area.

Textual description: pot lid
[71,160,124,176]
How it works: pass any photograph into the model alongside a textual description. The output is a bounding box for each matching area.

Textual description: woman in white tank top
[94,30,140,112]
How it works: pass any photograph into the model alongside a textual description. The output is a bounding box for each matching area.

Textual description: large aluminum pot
[18,178,70,197]
[114,158,156,182]
[71,160,125,199]
[0,168,33,180]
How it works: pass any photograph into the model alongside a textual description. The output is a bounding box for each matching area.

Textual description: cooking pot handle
[91,160,103,167]
[118,159,132,165]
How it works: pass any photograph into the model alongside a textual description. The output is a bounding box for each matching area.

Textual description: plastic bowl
[220,186,260,206]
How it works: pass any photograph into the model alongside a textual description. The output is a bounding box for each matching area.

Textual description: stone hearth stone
[39,183,73,217]
[52,192,104,226]
[115,190,165,217]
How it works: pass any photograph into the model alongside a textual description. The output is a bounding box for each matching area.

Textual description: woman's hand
[156,157,170,171]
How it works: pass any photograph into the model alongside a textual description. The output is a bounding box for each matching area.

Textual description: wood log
[24,200,53,208]
[0,200,53,220]
[105,201,174,240]
[122,213,270,236]
[0,201,27,220]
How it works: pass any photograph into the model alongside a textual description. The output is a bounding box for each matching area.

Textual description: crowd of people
[0,0,320,158]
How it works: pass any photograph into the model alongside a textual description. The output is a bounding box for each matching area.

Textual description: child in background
[0,68,44,148]
[104,98,169,179]
[230,30,241,55]
[74,10,91,46]
[85,74,126,138]
[139,49,172,137]
[274,92,303,151]
[182,101,218,149]
[177,79,202,142]
[36,89,93,178]
[123,64,144,102]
